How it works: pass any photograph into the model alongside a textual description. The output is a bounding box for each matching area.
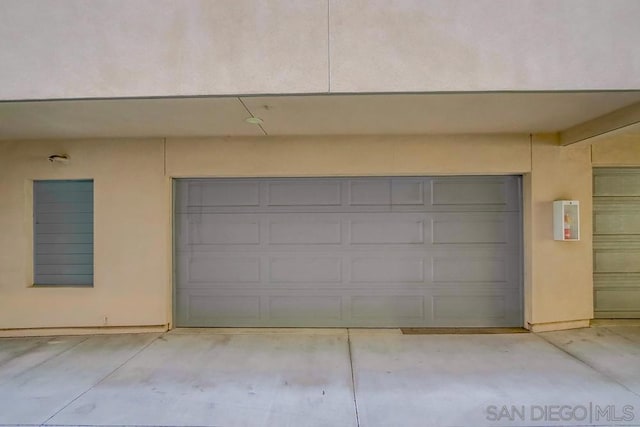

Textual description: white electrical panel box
[553,200,580,241]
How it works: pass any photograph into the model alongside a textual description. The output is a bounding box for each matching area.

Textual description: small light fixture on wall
[244,117,264,125]
[48,154,69,164]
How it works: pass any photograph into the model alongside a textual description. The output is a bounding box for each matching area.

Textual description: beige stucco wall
[166,134,530,177]
[0,139,170,329]
[592,134,640,166]
[0,133,616,332]
[527,135,593,328]
[1,0,639,100]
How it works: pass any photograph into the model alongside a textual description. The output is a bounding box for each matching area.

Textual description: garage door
[175,177,522,327]
[593,168,640,318]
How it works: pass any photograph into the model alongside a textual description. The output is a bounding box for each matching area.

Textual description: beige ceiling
[1,92,640,140]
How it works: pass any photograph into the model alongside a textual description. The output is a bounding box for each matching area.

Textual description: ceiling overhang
[1,91,640,142]
[560,101,640,145]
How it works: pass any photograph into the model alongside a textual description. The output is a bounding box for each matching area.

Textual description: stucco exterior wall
[527,135,593,330]
[0,139,170,330]
[0,134,630,333]
[166,134,530,177]
[1,0,639,100]
[592,134,640,166]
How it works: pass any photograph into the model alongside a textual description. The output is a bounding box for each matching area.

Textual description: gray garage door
[175,176,522,327]
[593,168,640,318]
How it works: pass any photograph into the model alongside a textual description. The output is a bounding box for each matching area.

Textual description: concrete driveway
[0,326,639,427]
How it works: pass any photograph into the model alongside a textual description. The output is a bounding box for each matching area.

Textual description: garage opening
[174,176,523,327]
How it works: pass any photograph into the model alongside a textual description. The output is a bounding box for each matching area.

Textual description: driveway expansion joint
[347,329,361,427]
[39,333,166,426]
[535,332,640,398]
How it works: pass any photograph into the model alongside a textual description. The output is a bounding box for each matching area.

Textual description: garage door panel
[349,218,425,244]
[430,293,521,327]
[351,296,425,320]
[176,287,520,327]
[595,273,640,288]
[177,177,521,213]
[348,180,391,205]
[268,296,343,321]
[432,214,511,244]
[175,176,522,327]
[594,250,640,273]
[350,257,426,283]
[183,181,262,207]
[187,256,261,283]
[595,289,640,312]
[432,295,505,320]
[431,179,507,206]
[594,211,640,235]
[189,217,261,245]
[594,171,640,197]
[191,295,261,320]
[269,257,342,283]
[432,257,507,283]
[267,181,341,206]
[174,213,190,250]
[269,220,343,245]
[594,168,640,318]
[391,180,425,205]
